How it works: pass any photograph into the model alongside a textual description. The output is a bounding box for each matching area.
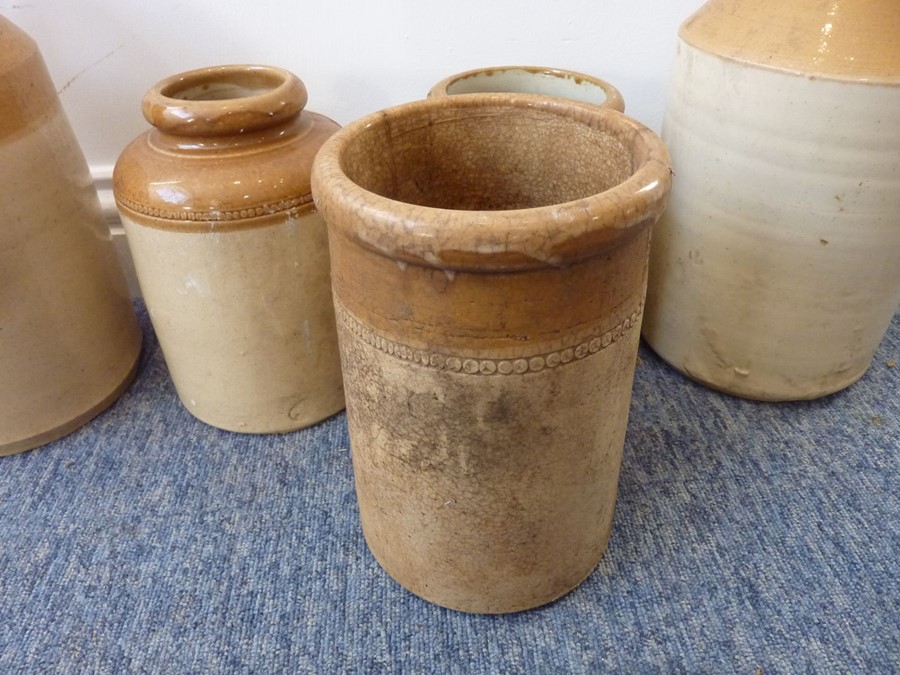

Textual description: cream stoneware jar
[429,65,625,111]
[643,0,900,401]
[312,94,672,613]
[114,65,344,433]
[1,16,141,455]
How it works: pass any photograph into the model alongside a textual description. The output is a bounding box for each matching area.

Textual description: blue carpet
[1,301,897,673]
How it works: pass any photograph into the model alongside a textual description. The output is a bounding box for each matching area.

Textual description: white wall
[7,0,700,172]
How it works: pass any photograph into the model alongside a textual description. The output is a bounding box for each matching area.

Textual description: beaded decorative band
[335,299,642,376]
[115,193,316,231]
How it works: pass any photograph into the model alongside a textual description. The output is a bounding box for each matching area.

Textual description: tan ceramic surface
[114,65,344,433]
[0,16,141,456]
[680,0,900,82]
[429,65,625,111]
[644,0,900,401]
[312,95,672,613]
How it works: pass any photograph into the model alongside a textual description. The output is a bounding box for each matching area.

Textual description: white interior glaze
[444,69,612,106]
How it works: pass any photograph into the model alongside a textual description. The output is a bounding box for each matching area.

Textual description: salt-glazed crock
[311,94,672,613]
[428,65,625,111]
[642,0,900,400]
[0,16,141,456]
[114,65,344,433]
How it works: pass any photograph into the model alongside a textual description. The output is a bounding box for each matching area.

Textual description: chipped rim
[311,93,672,272]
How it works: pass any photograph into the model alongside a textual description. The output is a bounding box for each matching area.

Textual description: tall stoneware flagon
[114,65,345,433]
[312,94,672,613]
[643,0,900,400]
[0,16,142,455]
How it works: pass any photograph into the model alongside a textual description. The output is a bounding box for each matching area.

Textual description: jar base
[0,346,142,456]
[646,341,871,402]
[365,523,613,614]
[180,396,346,435]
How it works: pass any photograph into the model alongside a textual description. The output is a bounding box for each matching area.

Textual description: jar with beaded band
[114,65,344,432]
[312,94,672,613]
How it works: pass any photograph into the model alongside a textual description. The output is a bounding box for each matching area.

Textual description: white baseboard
[93,166,141,298]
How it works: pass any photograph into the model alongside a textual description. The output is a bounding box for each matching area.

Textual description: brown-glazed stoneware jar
[312,94,672,613]
[114,65,344,433]
[0,16,141,456]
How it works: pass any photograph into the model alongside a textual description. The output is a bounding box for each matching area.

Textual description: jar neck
[142,65,308,137]
[147,114,312,154]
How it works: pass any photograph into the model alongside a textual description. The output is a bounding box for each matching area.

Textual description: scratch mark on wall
[57,41,129,95]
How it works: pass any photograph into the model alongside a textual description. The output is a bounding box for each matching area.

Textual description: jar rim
[311,93,672,272]
[142,64,308,136]
[428,65,625,112]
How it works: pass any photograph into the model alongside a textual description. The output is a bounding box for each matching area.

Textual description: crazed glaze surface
[429,66,625,111]
[114,65,344,433]
[312,94,671,613]
[0,16,141,455]
[643,2,900,401]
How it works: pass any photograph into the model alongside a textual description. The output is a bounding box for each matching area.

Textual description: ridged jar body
[114,66,344,433]
[312,95,672,613]
[643,0,900,400]
[0,16,141,455]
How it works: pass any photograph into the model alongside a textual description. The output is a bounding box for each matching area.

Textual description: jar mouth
[312,94,672,271]
[143,65,308,136]
[430,66,625,112]
[159,67,289,101]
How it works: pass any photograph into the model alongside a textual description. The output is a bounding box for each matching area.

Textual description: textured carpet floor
[1,302,897,673]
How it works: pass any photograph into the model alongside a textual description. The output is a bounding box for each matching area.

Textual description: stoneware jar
[114,65,344,433]
[642,0,900,400]
[0,16,141,456]
[312,94,672,613]
[429,65,625,111]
